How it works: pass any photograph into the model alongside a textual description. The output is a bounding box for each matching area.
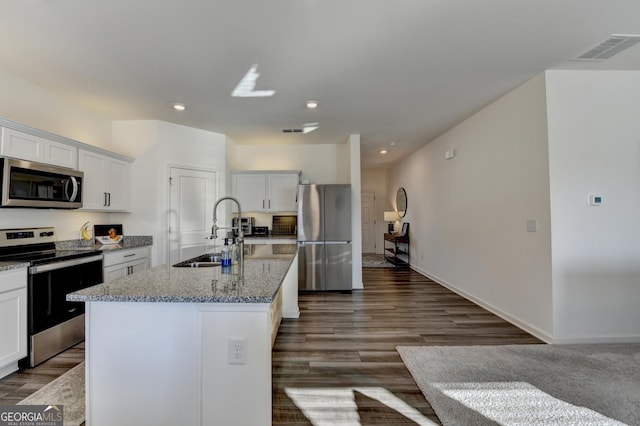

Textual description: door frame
[360,190,377,254]
[166,164,220,265]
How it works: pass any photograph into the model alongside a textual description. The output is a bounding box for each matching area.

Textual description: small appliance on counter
[272,215,297,236]
[232,217,254,236]
[251,226,269,237]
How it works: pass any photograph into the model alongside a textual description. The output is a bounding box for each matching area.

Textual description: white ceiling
[1,0,640,169]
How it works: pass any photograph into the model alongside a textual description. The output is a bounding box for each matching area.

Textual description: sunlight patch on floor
[285,386,437,425]
[433,381,626,426]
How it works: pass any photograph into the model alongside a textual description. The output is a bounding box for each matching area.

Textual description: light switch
[445,149,456,160]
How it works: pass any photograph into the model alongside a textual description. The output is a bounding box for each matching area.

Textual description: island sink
[172,253,222,268]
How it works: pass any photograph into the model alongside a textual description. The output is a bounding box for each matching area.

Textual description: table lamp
[384,211,397,233]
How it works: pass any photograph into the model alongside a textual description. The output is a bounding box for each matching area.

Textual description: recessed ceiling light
[379,149,388,155]
[389,141,396,147]
[173,103,186,111]
[306,100,319,109]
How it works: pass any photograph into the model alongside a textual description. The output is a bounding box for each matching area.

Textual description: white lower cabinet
[103,247,150,283]
[0,268,27,379]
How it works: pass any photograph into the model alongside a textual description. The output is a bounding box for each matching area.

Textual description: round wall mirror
[396,187,407,218]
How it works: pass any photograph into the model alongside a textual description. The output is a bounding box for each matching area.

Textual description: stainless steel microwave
[0,157,83,208]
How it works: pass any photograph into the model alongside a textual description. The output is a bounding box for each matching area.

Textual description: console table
[384,233,410,267]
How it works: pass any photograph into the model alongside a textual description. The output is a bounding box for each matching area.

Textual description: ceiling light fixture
[379,149,388,155]
[173,103,186,111]
[306,100,319,109]
[231,64,276,98]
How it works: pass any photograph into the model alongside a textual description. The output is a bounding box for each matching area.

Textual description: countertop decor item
[384,211,398,233]
[94,224,123,245]
[80,221,93,241]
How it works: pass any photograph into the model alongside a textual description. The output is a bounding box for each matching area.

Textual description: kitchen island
[67,244,298,426]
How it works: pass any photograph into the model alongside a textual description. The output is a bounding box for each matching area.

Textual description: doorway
[167,166,218,264]
[361,190,376,253]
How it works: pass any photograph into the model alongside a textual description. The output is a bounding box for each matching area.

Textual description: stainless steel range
[0,227,103,366]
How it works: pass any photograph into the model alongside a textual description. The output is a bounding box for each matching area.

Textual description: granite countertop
[0,261,30,272]
[0,236,153,272]
[67,244,297,304]
[56,235,153,252]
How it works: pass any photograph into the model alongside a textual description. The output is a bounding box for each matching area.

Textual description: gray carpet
[18,362,85,426]
[397,344,640,426]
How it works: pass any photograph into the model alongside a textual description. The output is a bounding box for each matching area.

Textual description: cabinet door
[0,269,27,372]
[267,173,299,212]
[103,264,127,283]
[79,150,108,210]
[0,127,45,162]
[45,140,78,169]
[106,157,130,211]
[128,258,149,275]
[233,174,266,212]
[1,128,78,169]
[79,150,131,211]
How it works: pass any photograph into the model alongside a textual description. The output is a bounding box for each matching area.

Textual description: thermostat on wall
[588,194,603,206]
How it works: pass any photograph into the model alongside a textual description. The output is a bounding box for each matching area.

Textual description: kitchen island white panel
[69,244,297,426]
[85,302,201,426]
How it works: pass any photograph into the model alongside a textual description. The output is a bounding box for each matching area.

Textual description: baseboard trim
[550,335,640,344]
[410,264,554,344]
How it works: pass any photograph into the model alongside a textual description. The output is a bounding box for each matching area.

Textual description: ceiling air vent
[281,123,319,134]
[576,34,640,60]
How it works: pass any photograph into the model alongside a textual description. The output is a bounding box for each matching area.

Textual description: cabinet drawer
[0,269,27,294]
[103,247,150,267]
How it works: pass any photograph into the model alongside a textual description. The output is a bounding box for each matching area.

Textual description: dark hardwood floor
[0,342,84,405]
[0,266,542,425]
[272,267,542,425]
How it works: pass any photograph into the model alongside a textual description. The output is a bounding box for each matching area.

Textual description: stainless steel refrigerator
[297,184,352,291]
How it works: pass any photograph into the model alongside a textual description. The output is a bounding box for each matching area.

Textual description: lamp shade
[384,211,397,222]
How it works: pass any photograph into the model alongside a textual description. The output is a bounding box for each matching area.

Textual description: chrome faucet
[209,196,244,277]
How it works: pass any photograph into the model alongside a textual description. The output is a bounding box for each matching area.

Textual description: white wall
[233,143,351,184]
[0,68,112,150]
[389,74,554,341]
[112,120,228,266]
[546,70,640,343]
[0,68,119,240]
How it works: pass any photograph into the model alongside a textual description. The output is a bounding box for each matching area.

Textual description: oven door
[29,255,103,334]
[27,254,103,366]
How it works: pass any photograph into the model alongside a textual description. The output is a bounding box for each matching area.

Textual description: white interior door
[168,167,217,264]
[361,191,376,253]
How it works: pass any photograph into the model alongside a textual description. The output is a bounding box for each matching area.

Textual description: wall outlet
[228,338,247,364]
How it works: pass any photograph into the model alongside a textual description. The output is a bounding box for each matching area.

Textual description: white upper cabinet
[267,174,300,212]
[78,149,131,211]
[232,171,299,213]
[1,127,78,169]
